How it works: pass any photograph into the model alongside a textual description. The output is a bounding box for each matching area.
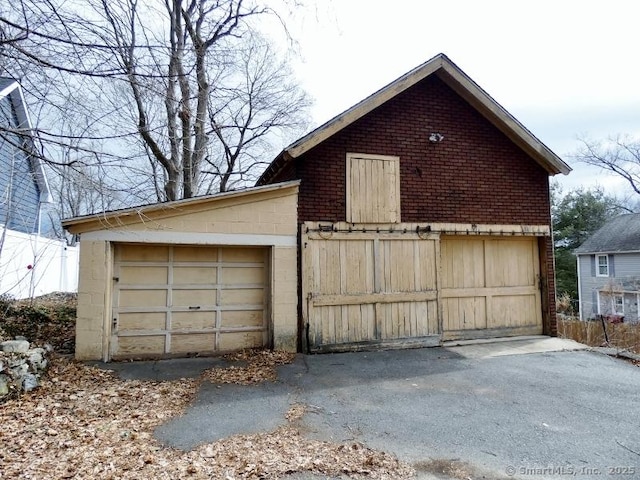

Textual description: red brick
[267,75,557,335]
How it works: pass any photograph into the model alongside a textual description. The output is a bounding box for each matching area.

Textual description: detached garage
[63,182,299,361]
[67,53,570,360]
[258,53,570,352]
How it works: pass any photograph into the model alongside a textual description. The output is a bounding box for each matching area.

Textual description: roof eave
[1,78,53,202]
[434,66,571,176]
[284,54,446,160]
[62,180,301,232]
[256,150,293,186]
[259,53,570,184]
[576,249,640,255]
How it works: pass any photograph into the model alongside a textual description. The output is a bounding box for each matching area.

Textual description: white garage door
[111,244,269,359]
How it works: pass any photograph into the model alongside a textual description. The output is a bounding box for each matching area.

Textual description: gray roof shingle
[0,78,16,91]
[574,214,640,254]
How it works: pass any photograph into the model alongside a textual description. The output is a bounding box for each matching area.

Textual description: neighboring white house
[575,214,640,323]
[0,77,78,299]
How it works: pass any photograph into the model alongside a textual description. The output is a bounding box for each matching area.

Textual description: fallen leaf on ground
[1,352,414,479]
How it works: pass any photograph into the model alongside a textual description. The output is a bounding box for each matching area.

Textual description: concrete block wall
[271,246,298,351]
[121,192,299,237]
[75,240,110,360]
[72,186,299,360]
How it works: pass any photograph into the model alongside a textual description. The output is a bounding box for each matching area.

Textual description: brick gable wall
[276,75,551,225]
[269,74,557,335]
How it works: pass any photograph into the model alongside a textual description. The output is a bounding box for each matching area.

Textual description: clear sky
[277,0,640,196]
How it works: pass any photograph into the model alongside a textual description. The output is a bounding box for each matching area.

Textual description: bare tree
[205,33,310,192]
[0,0,310,209]
[574,135,640,196]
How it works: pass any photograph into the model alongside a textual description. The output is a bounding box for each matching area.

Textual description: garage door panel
[416,241,438,291]
[343,304,374,343]
[171,333,215,353]
[222,267,264,284]
[173,266,217,285]
[219,331,264,351]
[119,312,166,331]
[422,301,439,336]
[113,244,268,359]
[172,311,215,330]
[116,335,165,356]
[119,245,169,262]
[222,247,265,263]
[378,301,438,339]
[316,305,338,346]
[173,246,217,262]
[220,288,264,306]
[485,239,535,287]
[221,310,263,327]
[303,227,440,351]
[316,241,342,295]
[441,238,485,289]
[119,289,167,308]
[442,297,486,330]
[173,289,215,307]
[441,236,541,337]
[381,240,408,292]
[490,295,539,329]
[343,241,375,294]
[311,305,371,345]
[120,266,168,284]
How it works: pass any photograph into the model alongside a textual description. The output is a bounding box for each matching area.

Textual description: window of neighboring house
[596,254,609,277]
[613,294,624,315]
[346,153,400,223]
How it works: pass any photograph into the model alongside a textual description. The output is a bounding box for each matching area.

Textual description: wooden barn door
[302,225,440,352]
[440,236,542,340]
[111,244,269,359]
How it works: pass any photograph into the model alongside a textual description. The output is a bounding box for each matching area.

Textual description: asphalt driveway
[131,338,640,479]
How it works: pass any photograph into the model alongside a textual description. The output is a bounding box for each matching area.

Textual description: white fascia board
[0,79,18,98]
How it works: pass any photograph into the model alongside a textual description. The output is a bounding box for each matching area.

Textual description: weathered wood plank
[442,324,542,341]
[305,222,549,238]
[312,291,438,306]
[441,286,538,298]
[308,335,441,353]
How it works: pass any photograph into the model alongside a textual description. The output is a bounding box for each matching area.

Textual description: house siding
[0,94,41,234]
[578,252,640,319]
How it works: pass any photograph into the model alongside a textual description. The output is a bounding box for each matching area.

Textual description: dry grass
[558,317,640,354]
[0,292,76,353]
